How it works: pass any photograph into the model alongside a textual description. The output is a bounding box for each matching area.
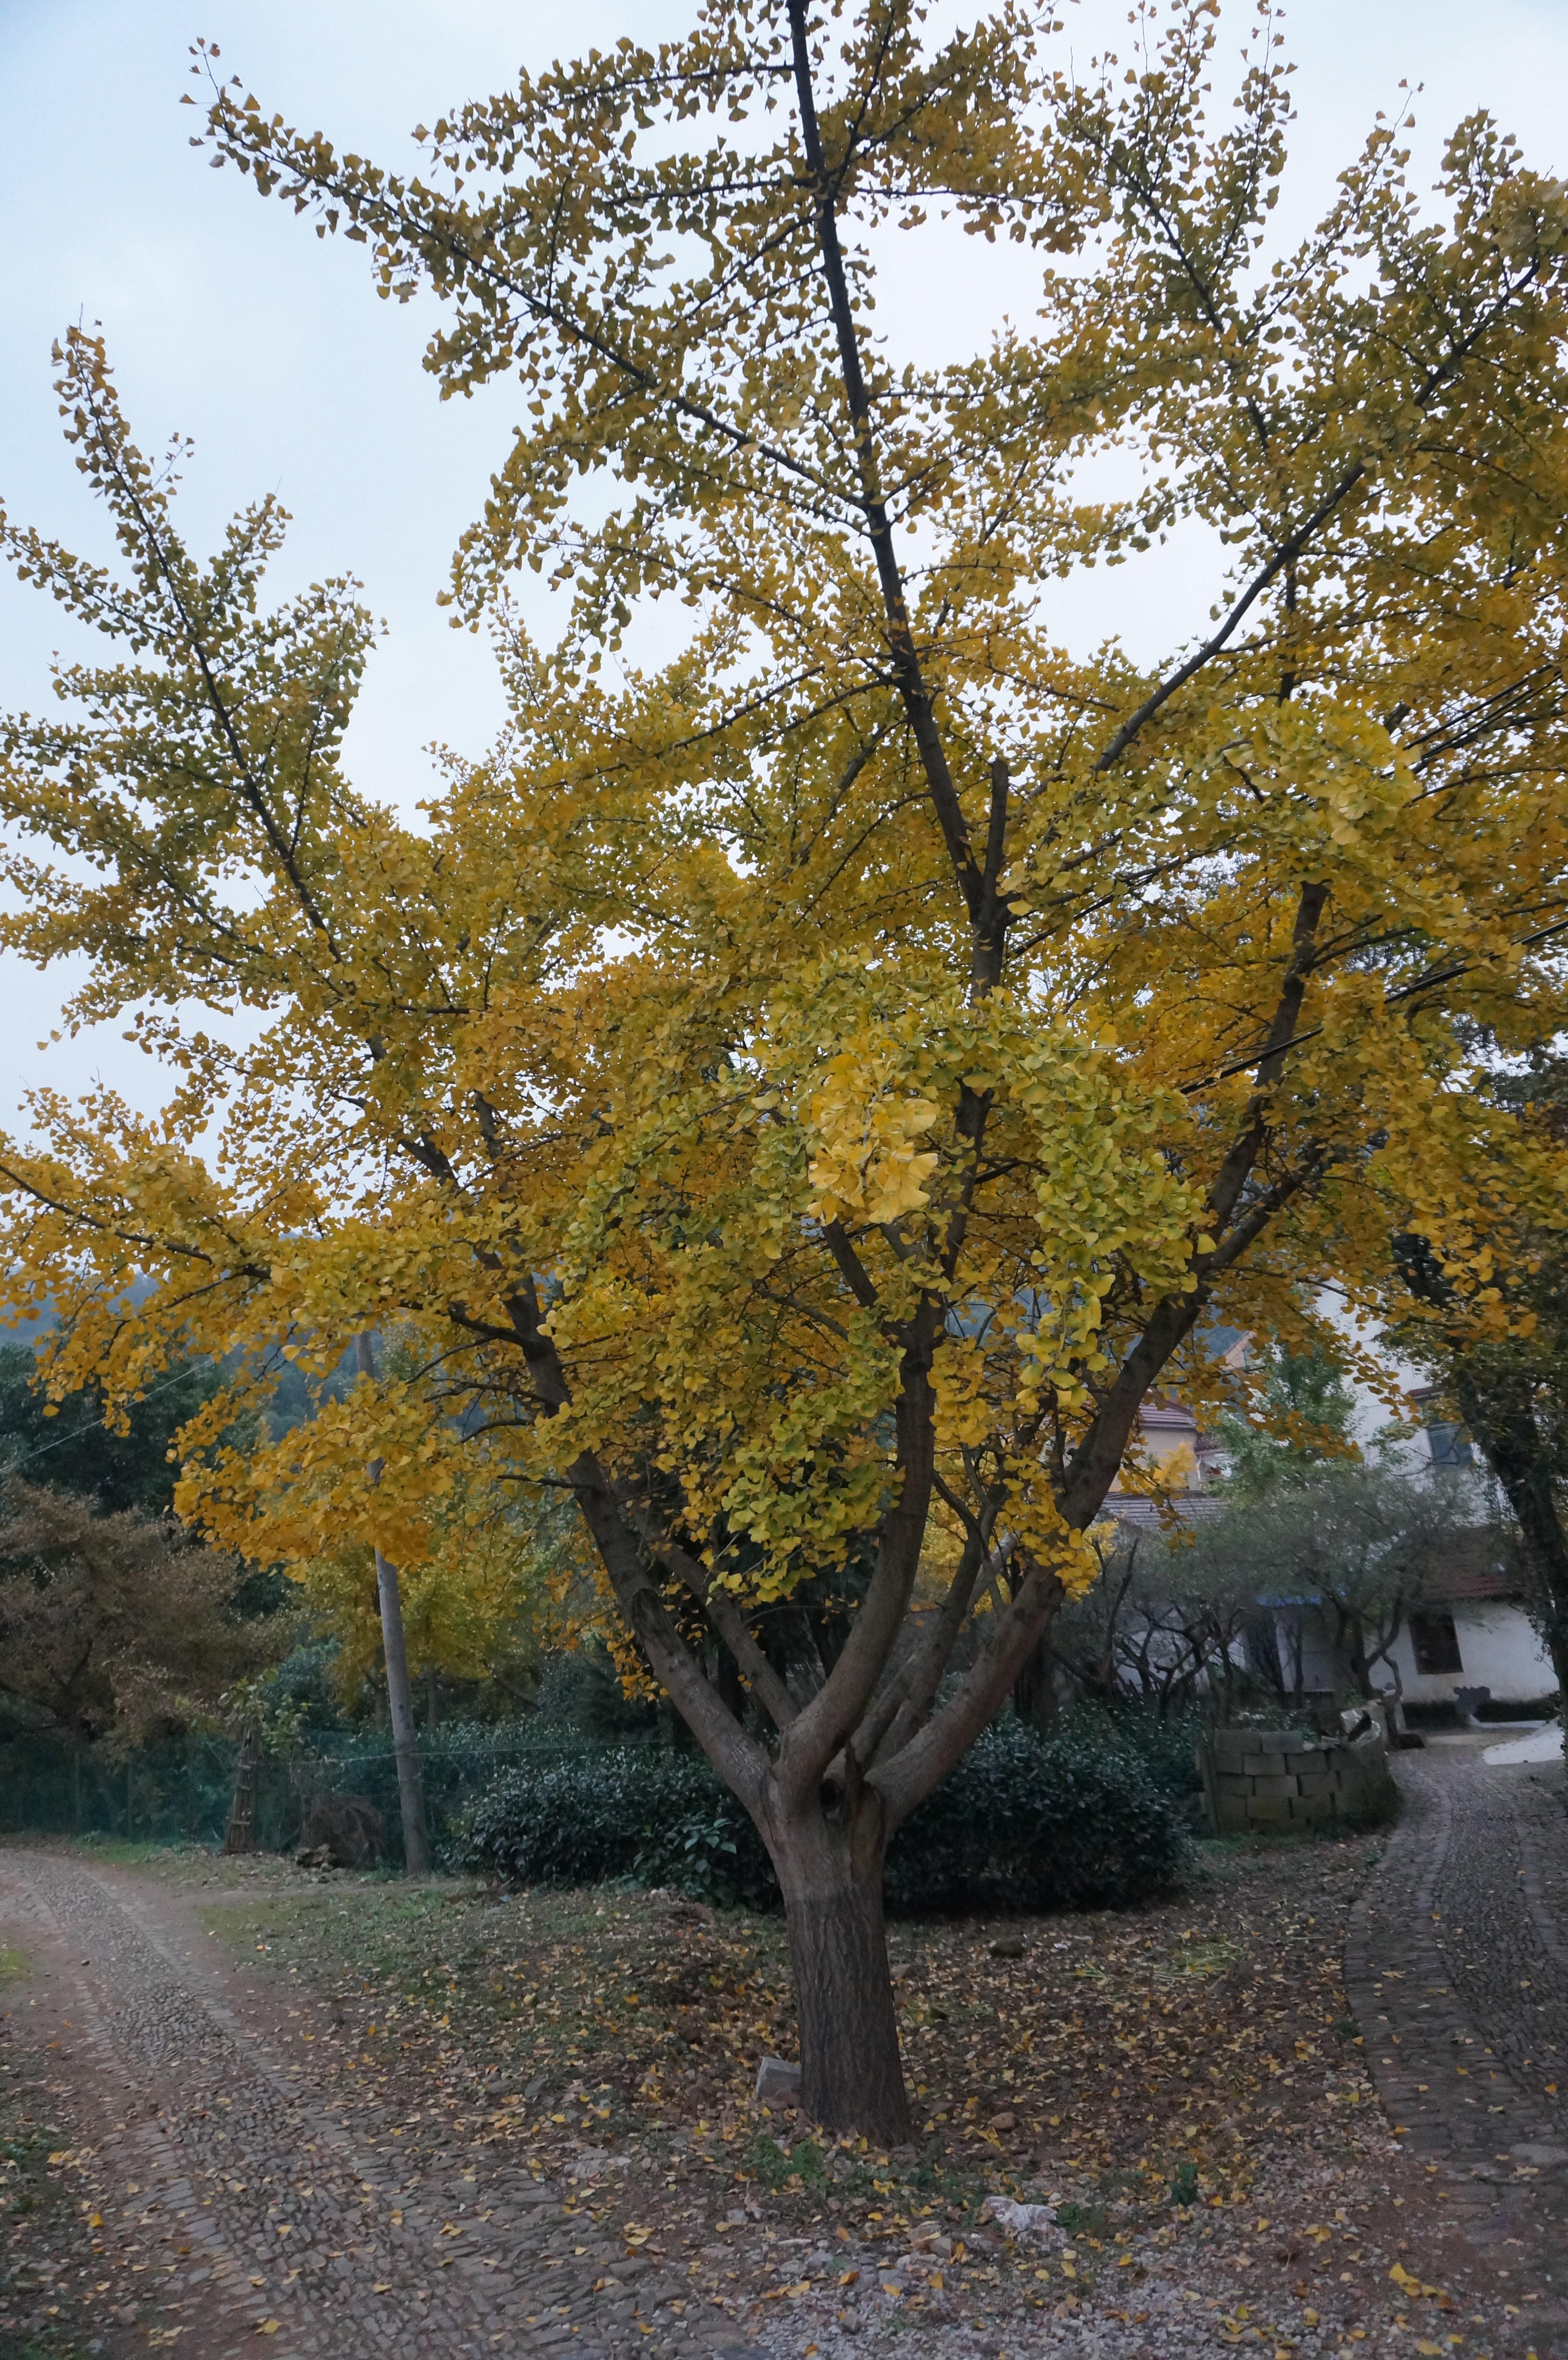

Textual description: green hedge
[886,1721,1188,1911]
[1055,1700,1205,1804]
[466,1747,776,1906]
[466,1722,1187,1913]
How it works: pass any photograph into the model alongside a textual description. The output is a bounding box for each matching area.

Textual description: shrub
[1044,1698,1207,1804]
[883,1721,1188,1913]
[466,1747,775,1907]
[466,1723,1187,1913]
[1087,1702,1205,1803]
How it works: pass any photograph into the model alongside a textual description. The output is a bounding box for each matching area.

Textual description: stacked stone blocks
[1200,1717,1397,1834]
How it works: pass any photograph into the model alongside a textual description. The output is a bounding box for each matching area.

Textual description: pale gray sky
[3,0,1566,1122]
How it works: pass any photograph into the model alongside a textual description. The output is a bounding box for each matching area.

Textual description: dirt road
[1,1846,733,2360]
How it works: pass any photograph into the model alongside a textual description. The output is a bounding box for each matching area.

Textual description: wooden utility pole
[355,1333,432,1875]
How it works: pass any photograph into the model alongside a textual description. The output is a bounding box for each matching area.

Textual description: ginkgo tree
[3,0,1567,2136]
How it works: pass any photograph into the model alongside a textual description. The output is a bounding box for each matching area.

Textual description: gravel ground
[1,1849,737,2360]
[2,1742,1566,2360]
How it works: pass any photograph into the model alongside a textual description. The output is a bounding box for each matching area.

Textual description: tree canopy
[0,1480,275,1747]
[0,0,1565,2130]
[0,1340,226,1518]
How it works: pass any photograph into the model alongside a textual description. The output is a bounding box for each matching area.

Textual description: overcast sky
[2,0,1566,1127]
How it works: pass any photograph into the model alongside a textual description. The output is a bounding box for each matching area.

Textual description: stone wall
[1198,1712,1398,1835]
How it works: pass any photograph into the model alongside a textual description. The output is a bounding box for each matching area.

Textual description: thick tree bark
[1011,1635,1058,1729]
[766,1787,909,2142]
[713,1639,746,1723]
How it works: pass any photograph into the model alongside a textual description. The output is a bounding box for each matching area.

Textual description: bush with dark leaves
[1056,1698,1206,1803]
[884,1721,1188,1913]
[466,1721,1186,1913]
[467,1746,777,1907]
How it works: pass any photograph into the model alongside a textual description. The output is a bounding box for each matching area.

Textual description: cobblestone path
[1346,1737,1568,2277]
[1,1850,750,2360]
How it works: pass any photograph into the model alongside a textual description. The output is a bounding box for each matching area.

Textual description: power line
[0,1358,209,1475]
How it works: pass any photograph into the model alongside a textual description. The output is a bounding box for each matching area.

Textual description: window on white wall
[1409,1387,1474,1467]
[1409,1610,1464,1675]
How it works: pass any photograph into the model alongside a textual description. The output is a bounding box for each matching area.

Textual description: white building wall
[1381,1602,1554,1705]
[1271,1600,1554,1707]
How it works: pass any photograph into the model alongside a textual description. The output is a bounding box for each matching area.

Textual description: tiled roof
[1421,1531,1518,1601]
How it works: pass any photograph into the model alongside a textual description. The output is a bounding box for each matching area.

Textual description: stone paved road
[1346,1734,1568,2283]
[1,1848,750,2360]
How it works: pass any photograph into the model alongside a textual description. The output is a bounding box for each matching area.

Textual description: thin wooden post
[355,1334,431,1875]
[223,1723,260,1854]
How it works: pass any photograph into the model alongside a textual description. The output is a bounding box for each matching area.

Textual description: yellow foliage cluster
[0,2,1563,1851]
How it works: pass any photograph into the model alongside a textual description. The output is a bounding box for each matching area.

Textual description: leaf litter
[2,1831,1561,2357]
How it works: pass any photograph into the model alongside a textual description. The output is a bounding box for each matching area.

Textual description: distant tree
[0,1342,228,1518]
[1394,1059,1568,1707]
[1056,1452,1470,1710]
[1217,1342,1359,1499]
[1050,1525,1215,1712]
[1204,1459,1466,1702]
[1054,1505,1287,1713]
[290,1472,557,1714]
[0,1481,282,1746]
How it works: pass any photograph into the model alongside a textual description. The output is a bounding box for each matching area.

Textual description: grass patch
[1,2084,88,2356]
[1,2124,57,2222]
[67,1834,174,1866]
[742,2132,828,2190]
[1164,1938,1244,1979]
[1054,2198,1110,2237]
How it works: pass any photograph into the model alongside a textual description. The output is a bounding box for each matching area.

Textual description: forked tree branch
[786,0,986,923]
[870,1549,1066,1826]
[771,1306,943,1804]
[861,1518,1011,1767]
[619,1499,799,1733]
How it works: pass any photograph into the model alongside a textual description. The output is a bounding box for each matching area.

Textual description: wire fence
[0,1721,603,1866]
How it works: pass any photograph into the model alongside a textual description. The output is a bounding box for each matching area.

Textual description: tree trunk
[1340,1612,1376,1701]
[376,1546,431,1875]
[767,1795,910,2142]
[1008,1560,1058,1728]
[713,1640,746,1723]
[223,1721,260,1854]
[1011,1634,1057,1729]
[356,1331,432,1874]
[1453,1373,1568,1711]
